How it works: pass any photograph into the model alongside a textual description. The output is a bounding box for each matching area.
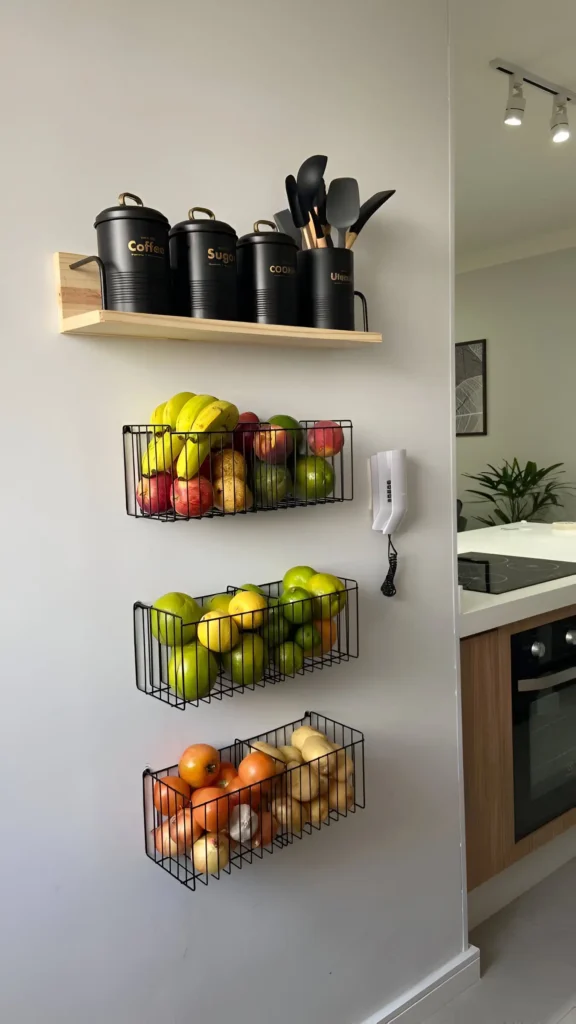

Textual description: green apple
[282,565,316,591]
[221,634,265,686]
[253,463,292,506]
[261,613,291,647]
[273,641,304,677]
[167,642,219,700]
[294,623,322,656]
[206,593,232,614]
[150,592,203,646]
[269,414,304,448]
[280,586,313,624]
[293,456,334,501]
[307,573,347,619]
[239,583,266,596]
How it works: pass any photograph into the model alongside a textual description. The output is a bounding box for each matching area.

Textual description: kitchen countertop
[458,523,576,638]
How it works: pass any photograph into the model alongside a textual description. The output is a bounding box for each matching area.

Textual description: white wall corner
[361,945,480,1024]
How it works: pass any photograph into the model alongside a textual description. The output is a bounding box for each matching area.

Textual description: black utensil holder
[298,249,368,331]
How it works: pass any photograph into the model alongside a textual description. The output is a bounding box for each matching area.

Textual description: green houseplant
[464,458,576,527]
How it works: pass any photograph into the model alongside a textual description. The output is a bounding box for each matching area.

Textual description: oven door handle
[518,666,576,692]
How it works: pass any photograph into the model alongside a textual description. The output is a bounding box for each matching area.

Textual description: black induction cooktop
[458,552,576,595]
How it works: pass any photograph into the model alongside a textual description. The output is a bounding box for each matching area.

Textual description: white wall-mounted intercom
[369,449,407,535]
[369,450,407,597]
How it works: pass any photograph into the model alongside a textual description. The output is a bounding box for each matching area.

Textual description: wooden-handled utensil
[345,189,396,248]
[315,178,333,246]
[296,155,328,249]
[273,209,302,246]
[326,177,360,247]
[285,174,313,249]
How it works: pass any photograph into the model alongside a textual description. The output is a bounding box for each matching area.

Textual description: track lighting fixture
[550,97,570,143]
[490,58,575,145]
[504,75,525,126]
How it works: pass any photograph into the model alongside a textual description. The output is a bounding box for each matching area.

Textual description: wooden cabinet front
[461,608,576,891]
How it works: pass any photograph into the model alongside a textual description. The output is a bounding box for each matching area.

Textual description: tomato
[238,751,277,785]
[214,761,237,791]
[237,751,277,799]
[153,775,191,818]
[252,810,279,849]
[192,786,230,832]
[169,807,202,854]
[226,775,261,812]
[178,744,220,788]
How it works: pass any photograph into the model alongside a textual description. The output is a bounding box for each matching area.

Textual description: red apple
[136,473,172,514]
[254,423,294,465]
[233,412,260,454]
[307,420,345,458]
[171,475,214,517]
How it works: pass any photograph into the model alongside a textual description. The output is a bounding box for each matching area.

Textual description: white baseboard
[361,945,480,1024]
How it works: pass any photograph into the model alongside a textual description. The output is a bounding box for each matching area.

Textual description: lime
[294,623,322,656]
[293,456,334,501]
[167,642,219,701]
[280,586,313,624]
[150,592,203,646]
[273,641,305,677]
[221,634,265,686]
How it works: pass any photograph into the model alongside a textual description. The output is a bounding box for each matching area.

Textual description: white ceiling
[452,0,576,261]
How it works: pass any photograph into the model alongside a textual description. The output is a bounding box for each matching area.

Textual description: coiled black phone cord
[381,536,398,597]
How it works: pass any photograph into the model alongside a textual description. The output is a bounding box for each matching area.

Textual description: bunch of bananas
[142,392,240,478]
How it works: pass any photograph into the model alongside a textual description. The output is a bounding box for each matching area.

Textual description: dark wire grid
[143,711,366,893]
[134,577,359,709]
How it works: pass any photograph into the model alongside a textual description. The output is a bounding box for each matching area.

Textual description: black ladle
[346,189,396,248]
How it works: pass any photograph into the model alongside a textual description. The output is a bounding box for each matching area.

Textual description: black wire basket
[123,419,353,521]
[143,711,365,893]
[134,577,359,709]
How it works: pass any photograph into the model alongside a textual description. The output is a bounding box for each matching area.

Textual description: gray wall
[457,248,576,528]
[0,2,464,1022]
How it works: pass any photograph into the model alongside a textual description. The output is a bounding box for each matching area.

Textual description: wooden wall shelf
[54,252,382,350]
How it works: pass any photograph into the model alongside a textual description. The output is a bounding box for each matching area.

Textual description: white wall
[456,248,576,527]
[0,3,465,1023]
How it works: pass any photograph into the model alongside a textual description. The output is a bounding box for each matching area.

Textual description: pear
[213,477,253,513]
[290,726,325,751]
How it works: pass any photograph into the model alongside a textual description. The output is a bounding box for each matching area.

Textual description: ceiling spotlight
[550,97,570,143]
[504,75,525,126]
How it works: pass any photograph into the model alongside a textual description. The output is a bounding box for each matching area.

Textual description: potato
[328,742,354,782]
[286,763,320,803]
[328,779,355,812]
[271,795,304,834]
[278,745,303,764]
[301,736,345,776]
[290,726,325,751]
[310,765,329,795]
[308,795,330,826]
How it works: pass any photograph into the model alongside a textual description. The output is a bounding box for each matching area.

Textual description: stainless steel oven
[512,614,576,841]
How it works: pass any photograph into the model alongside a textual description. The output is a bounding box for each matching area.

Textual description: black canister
[94,193,170,313]
[169,207,237,320]
[237,220,298,325]
[298,248,355,330]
